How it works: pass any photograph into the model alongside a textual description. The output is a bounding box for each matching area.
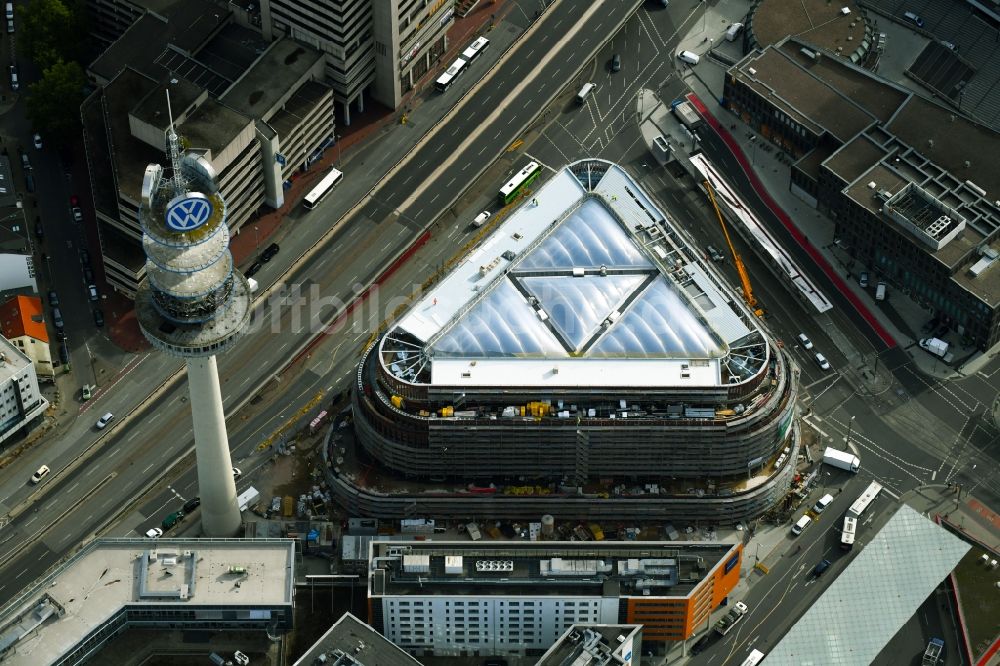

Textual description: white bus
[841,515,857,550]
[303,168,344,209]
[740,650,766,666]
[847,480,883,519]
[498,161,542,205]
[435,57,468,92]
[461,36,490,63]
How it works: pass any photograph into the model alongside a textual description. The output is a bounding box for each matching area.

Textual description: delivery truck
[919,337,949,358]
[823,446,860,473]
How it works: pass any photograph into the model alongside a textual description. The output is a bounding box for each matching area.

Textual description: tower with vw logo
[134,95,253,536]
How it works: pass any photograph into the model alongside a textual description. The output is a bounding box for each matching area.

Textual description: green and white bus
[498,161,541,206]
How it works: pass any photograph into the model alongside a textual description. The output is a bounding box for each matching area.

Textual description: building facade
[0,296,53,381]
[349,160,798,522]
[371,0,455,109]
[368,540,742,657]
[0,335,47,446]
[724,39,1000,350]
[261,0,375,124]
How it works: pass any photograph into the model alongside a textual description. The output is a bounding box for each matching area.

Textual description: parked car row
[245,242,279,277]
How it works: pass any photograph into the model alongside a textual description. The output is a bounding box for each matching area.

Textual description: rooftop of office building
[0,539,295,666]
[749,0,871,59]
[379,160,768,391]
[368,540,739,599]
[537,624,642,666]
[293,612,422,666]
[0,334,32,379]
[732,39,1000,306]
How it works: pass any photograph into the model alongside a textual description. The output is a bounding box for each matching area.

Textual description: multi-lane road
[0,4,995,658]
[0,0,650,607]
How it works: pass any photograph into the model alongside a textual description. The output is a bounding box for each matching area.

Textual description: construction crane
[703,180,764,317]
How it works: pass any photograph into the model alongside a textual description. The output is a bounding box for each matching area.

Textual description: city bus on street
[740,650,766,666]
[848,480,883,519]
[498,161,542,206]
[461,37,490,63]
[303,168,344,209]
[435,57,468,92]
[840,515,857,550]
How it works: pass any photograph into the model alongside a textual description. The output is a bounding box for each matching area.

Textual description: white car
[32,133,42,149]
[145,527,163,539]
[30,465,50,484]
[232,467,242,480]
[72,207,83,223]
[797,333,813,350]
[96,412,114,429]
[472,211,491,227]
[234,651,250,666]
[814,353,831,371]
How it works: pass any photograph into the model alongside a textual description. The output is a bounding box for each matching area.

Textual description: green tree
[26,60,86,143]
[16,0,86,70]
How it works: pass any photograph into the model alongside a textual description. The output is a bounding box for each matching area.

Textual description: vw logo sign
[165,193,213,232]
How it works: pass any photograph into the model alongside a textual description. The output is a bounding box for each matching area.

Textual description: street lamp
[254,225,259,252]
[845,415,856,448]
[335,134,342,168]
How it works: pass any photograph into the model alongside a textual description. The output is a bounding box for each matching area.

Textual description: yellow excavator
[703,180,764,317]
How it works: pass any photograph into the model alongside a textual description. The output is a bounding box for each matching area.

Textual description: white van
[813,493,834,514]
[677,50,700,65]
[875,281,886,301]
[725,22,744,42]
[576,82,595,103]
[473,210,491,227]
[4,3,11,20]
[791,514,812,535]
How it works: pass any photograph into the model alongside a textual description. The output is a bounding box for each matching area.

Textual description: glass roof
[521,275,644,352]
[433,280,565,357]
[519,199,653,270]
[430,196,728,359]
[591,278,722,357]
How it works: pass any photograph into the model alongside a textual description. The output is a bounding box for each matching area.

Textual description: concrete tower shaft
[135,96,252,536]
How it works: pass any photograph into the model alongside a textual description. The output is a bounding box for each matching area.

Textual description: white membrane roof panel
[520,274,644,351]
[683,266,751,345]
[430,357,720,387]
[519,198,653,270]
[432,279,566,357]
[592,277,722,357]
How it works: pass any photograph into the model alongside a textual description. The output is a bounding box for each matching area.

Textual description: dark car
[80,249,90,264]
[261,243,280,262]
[813,559,831,577]
[183,497,201,513]
[58,341,69,364]
[691,634,712,655]
[47,290,59,307]
[83,267,94,283]
[611,53,621,72]
[245,261,262,277]
[34,220,43,238]
[93,309,104,327]
[161,510,185,530]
